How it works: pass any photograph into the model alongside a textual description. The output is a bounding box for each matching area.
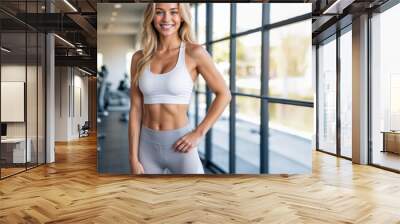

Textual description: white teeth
[161,24,173,29]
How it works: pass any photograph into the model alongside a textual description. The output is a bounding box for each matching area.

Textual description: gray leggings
[139,123,204,174]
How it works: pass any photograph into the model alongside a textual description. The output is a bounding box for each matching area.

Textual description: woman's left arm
[174,45,231,153]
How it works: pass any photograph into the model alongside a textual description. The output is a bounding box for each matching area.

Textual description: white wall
[54,67,89,141]
[1,65,29,137]
[71,73,89,138]
[97,34,137,90]
[1,66,25,126]
[55,66,68,141]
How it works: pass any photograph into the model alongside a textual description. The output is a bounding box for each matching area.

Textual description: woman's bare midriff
[142,104,190,131]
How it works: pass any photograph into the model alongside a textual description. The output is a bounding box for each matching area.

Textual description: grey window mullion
[229,3,237,174]
[205,3,213,165]
[336,30,341,157]
[260,3,270,174]
[367,12,373,165]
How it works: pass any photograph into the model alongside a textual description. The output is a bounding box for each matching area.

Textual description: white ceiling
[97,3,146,35]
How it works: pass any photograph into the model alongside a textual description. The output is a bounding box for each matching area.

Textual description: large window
[315,22,355,161]
[371,3,400,171]
[190,3,312,173]
[313,16,357,162]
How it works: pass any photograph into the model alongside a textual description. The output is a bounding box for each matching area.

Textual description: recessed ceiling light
[114,4,121,9]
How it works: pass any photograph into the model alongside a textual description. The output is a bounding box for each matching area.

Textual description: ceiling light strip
[63,0,78,12]
[78,67,93,76]
[54,34,75,48]
[1,47,11,53]
[322,0,354,15]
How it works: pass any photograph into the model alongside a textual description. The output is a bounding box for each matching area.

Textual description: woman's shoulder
[132,50,144,63]
[185,42,209,60]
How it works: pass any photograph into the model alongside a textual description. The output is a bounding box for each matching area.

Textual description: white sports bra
[138,41,194,104]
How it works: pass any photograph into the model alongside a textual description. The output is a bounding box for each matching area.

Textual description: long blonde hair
[133,3,196,86]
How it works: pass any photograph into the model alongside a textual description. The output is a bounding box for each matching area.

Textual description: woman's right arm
[129,51,144,174]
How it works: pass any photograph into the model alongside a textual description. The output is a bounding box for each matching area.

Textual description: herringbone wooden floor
[1,135,400,224]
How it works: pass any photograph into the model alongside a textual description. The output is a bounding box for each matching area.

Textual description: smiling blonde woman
[129,3,231,174]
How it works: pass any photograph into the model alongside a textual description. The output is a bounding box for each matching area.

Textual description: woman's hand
[131,160,145,174]
[173,130,203,153]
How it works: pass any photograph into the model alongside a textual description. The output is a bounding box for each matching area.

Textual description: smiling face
[153,3,182,37]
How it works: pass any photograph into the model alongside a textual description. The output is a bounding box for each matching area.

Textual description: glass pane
[371,4,400,171]
[236,33,261,95]
[1,30,27,178]
[27,31,38,169]
[211,94,229,172]
[198,3,206,45]
[340,28,352,158]
[236,96,260,173]
[269,3,311,24]
[212,40,230,88]
[318,37,337,154]
[268,103,313,174]
[269,20,312,101]
[198,94,206,156]
[236,3,262,33]
[212,3,230,40]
